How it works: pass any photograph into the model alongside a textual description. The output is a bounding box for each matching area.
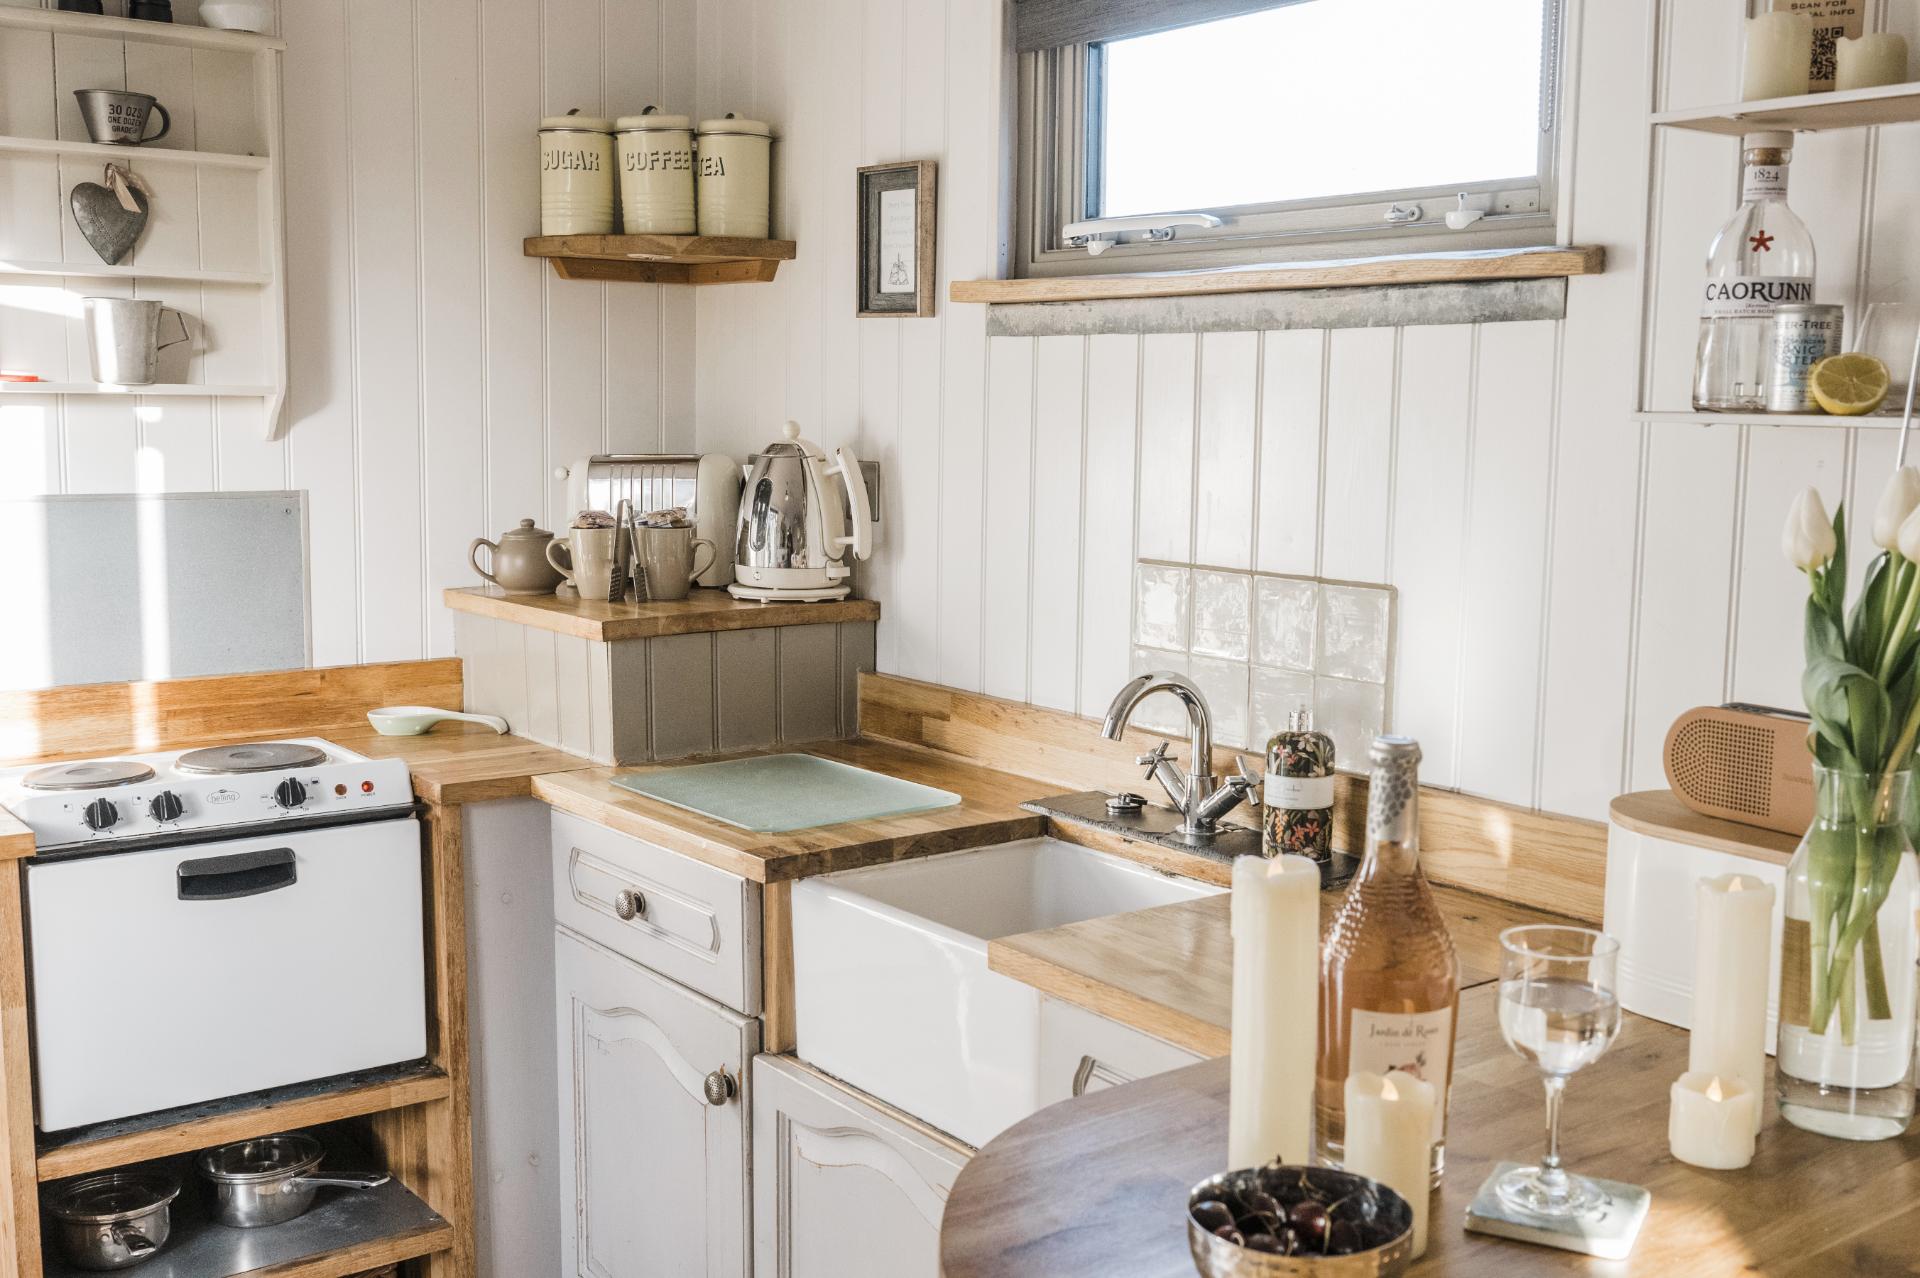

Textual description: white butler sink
[791,837,1222,1146]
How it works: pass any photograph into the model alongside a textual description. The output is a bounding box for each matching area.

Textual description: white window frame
[1013,0,1568,278]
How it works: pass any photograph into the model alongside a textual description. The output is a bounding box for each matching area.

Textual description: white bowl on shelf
[198,0,273,32]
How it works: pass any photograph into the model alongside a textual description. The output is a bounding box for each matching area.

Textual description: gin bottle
[1693,131,1816,411]
[1316,736,1459,1181]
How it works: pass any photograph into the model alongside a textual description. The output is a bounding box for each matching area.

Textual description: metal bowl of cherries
[1186,1165,1414,1277]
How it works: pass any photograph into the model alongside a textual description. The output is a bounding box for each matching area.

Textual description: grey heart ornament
[69,181,149,266]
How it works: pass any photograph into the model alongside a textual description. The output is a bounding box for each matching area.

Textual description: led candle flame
[1706,1077,1724,1102]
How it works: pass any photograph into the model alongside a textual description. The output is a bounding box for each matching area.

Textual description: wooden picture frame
[857,160,936,318]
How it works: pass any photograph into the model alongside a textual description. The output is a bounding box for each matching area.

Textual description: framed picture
[857,160,936,318]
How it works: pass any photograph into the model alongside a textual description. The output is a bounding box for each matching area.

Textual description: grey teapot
[470,519,566,595]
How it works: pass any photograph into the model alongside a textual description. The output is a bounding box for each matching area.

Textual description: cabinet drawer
[1036,998,1205,1106]
[551,809,761,1015]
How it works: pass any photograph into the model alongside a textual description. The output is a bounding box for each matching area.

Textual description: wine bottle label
[1348,1007,1453,1143]
[1264,773,1334,810]
[1700,276,1813,319]
[1742,165,1788,202]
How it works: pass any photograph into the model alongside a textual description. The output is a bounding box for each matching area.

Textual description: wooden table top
[988,885,1579,1058]
[531,737,1057,883]
[444,584,880,642]
[941,981,1920,1277]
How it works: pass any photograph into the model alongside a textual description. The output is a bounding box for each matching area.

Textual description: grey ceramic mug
[634,525,716,602]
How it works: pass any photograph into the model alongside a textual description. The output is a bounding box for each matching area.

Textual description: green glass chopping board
[609,753,962,833]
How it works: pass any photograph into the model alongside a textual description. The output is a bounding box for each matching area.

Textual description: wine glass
[1494,925,1623,1218]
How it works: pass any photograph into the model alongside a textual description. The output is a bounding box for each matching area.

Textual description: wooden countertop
[1609,790,1800,866]
[328,724,593,806]
[531,738,1056,883]
[444,584,880,642]
[941,982,1920,1278]
[989,886,1578,1058]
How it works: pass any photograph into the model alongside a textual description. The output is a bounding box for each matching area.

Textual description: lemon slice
[1810,353,1891,416]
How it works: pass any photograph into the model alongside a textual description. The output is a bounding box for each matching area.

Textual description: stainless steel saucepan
[44,1170,179,1270]
[196,1133,390,1228]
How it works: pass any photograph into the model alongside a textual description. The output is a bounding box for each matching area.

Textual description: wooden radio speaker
[1662,703,1814,835]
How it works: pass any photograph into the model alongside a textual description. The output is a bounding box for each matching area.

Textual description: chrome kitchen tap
[1101,671,1259,837]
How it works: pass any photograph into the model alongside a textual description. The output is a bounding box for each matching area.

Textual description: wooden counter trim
[950,245,1605,305]
[35,1068,453,1183]
[1609,789,1799,866]
[0,861,37,1275]
[530,739,1055,884]
[859,674,1608,922]
[0,659,464,767]
[0,814,31,866]
[444,585,880,642]
[989,886,1580,1059]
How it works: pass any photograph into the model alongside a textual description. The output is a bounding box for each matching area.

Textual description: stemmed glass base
[1493,1163,1603,1218]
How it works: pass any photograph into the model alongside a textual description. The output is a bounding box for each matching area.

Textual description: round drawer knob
[703,1069,736,1106]
[613,888,645,921]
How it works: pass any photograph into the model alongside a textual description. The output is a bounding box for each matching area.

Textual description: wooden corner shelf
[524,234,796,284]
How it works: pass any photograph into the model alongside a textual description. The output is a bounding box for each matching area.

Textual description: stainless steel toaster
[556,454,743,588]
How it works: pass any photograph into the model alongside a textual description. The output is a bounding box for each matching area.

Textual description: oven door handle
[176,847,297,901]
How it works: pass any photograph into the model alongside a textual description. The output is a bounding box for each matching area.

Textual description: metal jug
[83,298,189,386]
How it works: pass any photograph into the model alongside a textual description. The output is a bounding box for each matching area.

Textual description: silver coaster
[1462,1162,1651,1260]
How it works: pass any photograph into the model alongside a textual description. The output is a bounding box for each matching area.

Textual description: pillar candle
[1669,1072,1758,1169]
[1344,1070,1434,1257]
[1227,854,1319,1170]
[1743,12,1813,100]
[1690,872,1774,1134]
[1836,34,1909,91]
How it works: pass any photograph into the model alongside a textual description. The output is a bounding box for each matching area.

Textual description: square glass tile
[1314,676,1386,767]
[1255,575,1318,672]
[1130,647,1192,736]
[1191,570,1252,660]
[1320,583,1392,683]
[1189,656,1250,751]
[1134,563,1191,651]
[1252,666,1317,752]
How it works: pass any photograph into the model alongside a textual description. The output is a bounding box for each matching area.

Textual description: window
[1015,0,1564,276]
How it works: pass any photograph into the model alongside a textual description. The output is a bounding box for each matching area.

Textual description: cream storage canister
[539,113,616,235]
[696,114,773,238]
[616,109,695,234]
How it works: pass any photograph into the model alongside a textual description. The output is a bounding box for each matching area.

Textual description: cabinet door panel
[754,1055,970,1278]
[556,927,757,1278]
[1036,997,1205,1106]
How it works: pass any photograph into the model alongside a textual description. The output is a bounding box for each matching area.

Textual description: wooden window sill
[950,244,1605,305]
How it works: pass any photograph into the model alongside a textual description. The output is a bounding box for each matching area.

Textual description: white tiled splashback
[1131,561,1394,771]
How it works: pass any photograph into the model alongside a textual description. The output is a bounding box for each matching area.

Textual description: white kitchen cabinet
[556,925,758,1278]
[753,1054,971,1278]
[1036,997,1206,1105]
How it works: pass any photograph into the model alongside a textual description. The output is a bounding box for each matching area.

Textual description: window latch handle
[1061,212,1222,256]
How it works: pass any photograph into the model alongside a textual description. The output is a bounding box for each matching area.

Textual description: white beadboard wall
[688,0,1920,825]
[0,0,697,667]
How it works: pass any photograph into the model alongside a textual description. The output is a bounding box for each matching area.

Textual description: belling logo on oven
[207,789,240,805]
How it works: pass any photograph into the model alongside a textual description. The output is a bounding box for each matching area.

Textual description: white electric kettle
[728,421,873,602]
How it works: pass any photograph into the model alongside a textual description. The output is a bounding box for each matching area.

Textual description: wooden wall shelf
[951,244,1605,305]
[524,234,796,285]
[1653,80,1920,135]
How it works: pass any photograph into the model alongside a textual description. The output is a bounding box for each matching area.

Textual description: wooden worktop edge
[992,933,1231,1059]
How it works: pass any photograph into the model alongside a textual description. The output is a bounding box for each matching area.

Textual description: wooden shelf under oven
[35,1062,450,1183]
[524,233,796,284]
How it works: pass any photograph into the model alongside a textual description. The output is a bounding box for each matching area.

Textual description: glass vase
[1776,766,1920,1140]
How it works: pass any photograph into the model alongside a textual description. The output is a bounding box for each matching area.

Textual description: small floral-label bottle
[1263,707,1335,861]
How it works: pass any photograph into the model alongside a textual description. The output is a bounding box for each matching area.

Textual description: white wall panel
[1136,333,1197,564]
[1029,334,1085,711]
[982,334,1034,701]
[1254,329,1323,579]
[1078,333,1141,719]
[1731,427,1848,710]
[1319,325,1395,584]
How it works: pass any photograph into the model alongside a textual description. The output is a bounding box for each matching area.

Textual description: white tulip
[1875,467,1920,551]
[1784,487,1837,571]
[1899,504,1920,564]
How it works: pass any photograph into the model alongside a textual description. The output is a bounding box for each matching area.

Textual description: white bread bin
[1604,791,1795,1051]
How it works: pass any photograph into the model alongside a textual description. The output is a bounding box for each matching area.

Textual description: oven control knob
[273,778,308,810]
[149,791,184,823]
[82,798,119,832]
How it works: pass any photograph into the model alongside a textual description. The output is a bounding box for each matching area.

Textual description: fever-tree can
[1766,303,1844,412]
